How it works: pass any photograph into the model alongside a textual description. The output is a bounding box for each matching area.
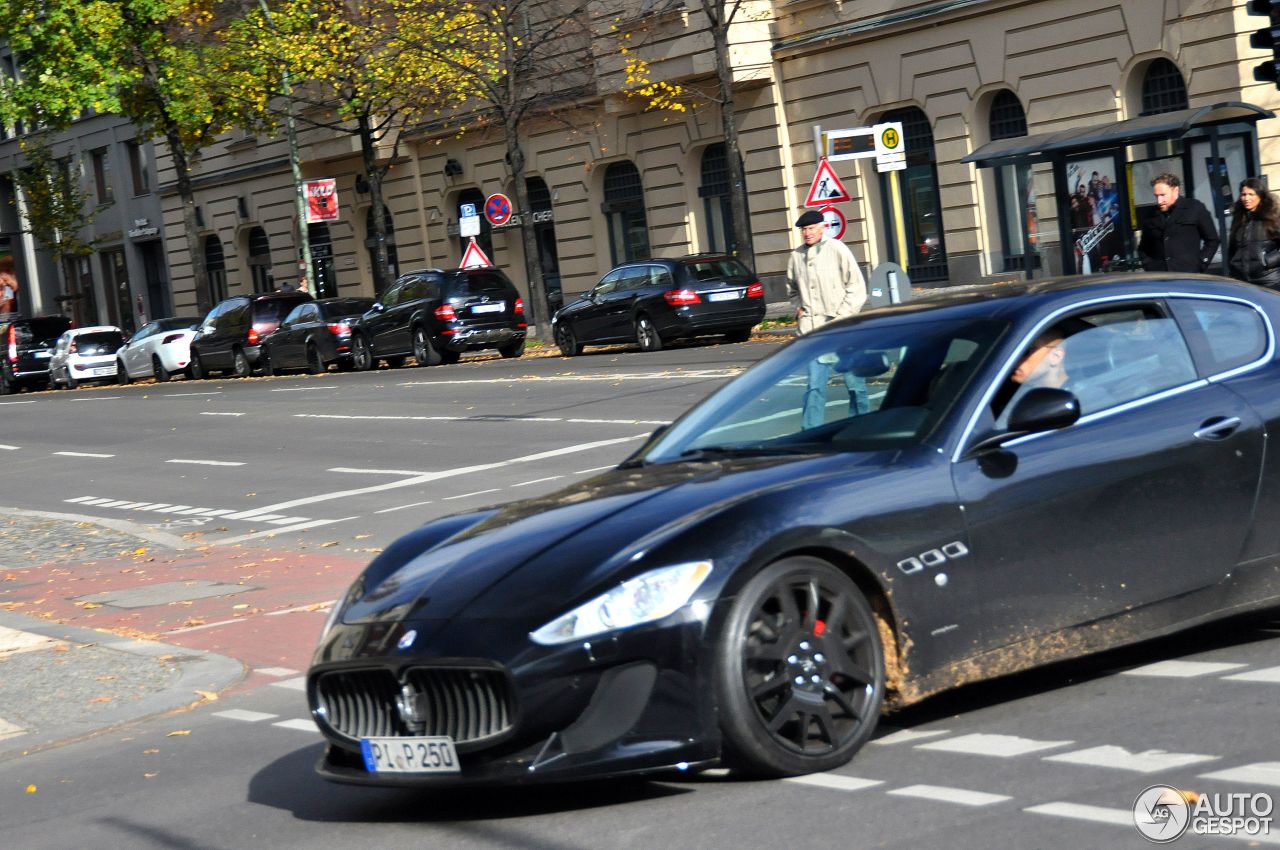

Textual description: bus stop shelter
[963,102,1274,278]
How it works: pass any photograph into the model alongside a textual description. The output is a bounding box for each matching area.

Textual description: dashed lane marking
[375,500,434,514]
[1122,660,1249,678]
[166,392,222,397]
[1223,664,1280,683]
[397,370,744,386]
[916,733,1074,758]
[54,451,114,458]
[297,413,670,426]
[200,411,244,416]
[271,386,338,392]
[0,401,36,406]
[887,785,1011,807]
[783,773,884,792]
[1043,745,1218,773]
[0,444,19,450]
[444,489,501,501]
[213,709,277,723]
[166,459,246,467]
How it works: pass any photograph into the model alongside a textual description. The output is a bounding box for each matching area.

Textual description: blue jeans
[803,359,869,430]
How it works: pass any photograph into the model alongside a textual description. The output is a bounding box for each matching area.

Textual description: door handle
[1193,416,1242,441]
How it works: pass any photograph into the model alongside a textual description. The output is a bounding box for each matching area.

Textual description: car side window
[593,270,625,298]
[993,306,1198,425]
[382,281,406,307]
[648,267,674,289]
[131,322,157,343]
[1168,298,1268,376]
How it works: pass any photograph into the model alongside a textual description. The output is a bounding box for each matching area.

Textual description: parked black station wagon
[349,267,527,370]
[552,254,766,356]
[308,273,1280,788]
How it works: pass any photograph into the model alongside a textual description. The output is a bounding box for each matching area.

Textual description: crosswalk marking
[1044,745,1217,773]
[784,773,883,792]
[1223,665,1280,683]
[888,785,1010,806]
[273,719,318,732]
[271,677,307,691]
[1201,762,1280,788]
[871,729,951,746]
[916,733,1073,758]
[1024,802,1131,826]
[1121,660,1248,678]
[212,709,276,723]
[253,667,299,678]
[63,496,310,525]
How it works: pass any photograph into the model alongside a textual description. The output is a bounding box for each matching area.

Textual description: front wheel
[231,348,252,378]
[189,353,206,380]
[306,343,326,375]
[635,315,664,352]
[714,556,885,777]
[351,335,374,371]
[555,322,582,357]
[117,360,131,385]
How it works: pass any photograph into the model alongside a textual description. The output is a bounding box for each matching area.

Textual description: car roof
[69,325,124,335]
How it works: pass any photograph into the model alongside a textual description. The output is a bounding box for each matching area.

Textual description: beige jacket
[786,237,868,335]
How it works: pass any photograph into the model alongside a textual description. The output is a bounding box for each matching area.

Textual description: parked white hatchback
[115,316,202,383]
[49,326,127,389]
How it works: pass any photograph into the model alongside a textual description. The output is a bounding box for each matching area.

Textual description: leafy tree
[616,0,768,267]
[227,0,485,297]
[8,134,100,318]
[0,0,269,314]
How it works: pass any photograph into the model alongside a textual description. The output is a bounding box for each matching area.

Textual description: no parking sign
[485,193,513,226]
[819,205,846,240]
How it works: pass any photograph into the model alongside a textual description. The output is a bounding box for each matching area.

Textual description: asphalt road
[4,337,1280,849]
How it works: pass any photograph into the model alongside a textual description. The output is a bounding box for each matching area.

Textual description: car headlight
[529,561,713,646]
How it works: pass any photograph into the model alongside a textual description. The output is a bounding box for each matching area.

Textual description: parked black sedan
[260,297,375,375]
[551,254,766,356]
[308,273,1280,786]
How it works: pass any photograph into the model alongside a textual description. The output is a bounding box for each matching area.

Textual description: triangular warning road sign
[460,237,492,268]
[804,158,851,207]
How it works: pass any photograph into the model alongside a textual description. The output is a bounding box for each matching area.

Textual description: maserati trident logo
[396,682,428,732]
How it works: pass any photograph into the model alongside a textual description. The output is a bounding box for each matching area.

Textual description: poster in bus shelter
[1066,156,1124,274]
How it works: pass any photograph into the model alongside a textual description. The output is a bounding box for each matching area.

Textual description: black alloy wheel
[116,360,131,385]
[714,556,885,777]
[152,355,171,383]
[635,315,664,352]
[498,338,525,359]
[189,352,206,380]
[555,322,582,357]
[306,343,325,375]
[231,348,252,378]
[351,335,374,371]
[412,325,441,367]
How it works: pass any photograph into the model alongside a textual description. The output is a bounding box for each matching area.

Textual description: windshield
[637,315,1009,463]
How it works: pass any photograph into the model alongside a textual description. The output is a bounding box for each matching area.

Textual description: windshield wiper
[677,445,817,462]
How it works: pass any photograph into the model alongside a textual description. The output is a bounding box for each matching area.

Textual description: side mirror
[967,387,1080,455]
[372,303,385,314]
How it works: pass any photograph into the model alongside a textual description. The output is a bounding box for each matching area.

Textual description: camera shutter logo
[1134,784,1192,843]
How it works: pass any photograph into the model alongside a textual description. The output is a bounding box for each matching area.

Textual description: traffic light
[1249,0,1280,86]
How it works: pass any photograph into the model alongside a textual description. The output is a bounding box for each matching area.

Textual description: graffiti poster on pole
[304,179,340,223]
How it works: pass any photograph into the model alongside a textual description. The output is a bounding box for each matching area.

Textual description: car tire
[306,343,325,375]
[0,364,10,395]
[189,353,206,381]
[725,328,752,344]
[152,355,171,383]
[412,326,441,367]
[231,347,252,378]
[555,322,582,357]
[65,368,78,390]
[635,315,664,352]
[498,338,525,359]
[714,556,885,778]
[351,335,374,371]
[117,360,131,385]
[258,347,275,377]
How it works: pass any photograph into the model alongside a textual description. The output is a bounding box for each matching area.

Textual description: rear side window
[1169,298,1269,376]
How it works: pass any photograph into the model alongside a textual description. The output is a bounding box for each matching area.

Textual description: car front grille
[314,666,516,744]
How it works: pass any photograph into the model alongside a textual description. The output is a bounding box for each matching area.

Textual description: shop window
[988,91,1038,273]
[308,222,336,298]
[247,226,273,294]
[364,205,398,295]
[879,107,947,283]
[602,161,650,265]
[1140,59,1188,117]
[205,236,228,304]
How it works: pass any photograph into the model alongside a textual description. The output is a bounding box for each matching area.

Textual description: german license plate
[90,367,115,377]
[471,302,504,314]
[708,290,742,302]
[360,736,460,774]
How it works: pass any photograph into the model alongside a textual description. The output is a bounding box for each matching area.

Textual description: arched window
[879,107,947,283]
[308,222,336,298]
[1140,59,1188,117]
[987,91,1037,273]
[456,188,494,263]
[247,226,272,294]
[364,205,398,296]
[602,161,650,265]
[205,235,228,304]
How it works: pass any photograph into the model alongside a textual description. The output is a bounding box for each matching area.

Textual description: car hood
[341,452,893,630]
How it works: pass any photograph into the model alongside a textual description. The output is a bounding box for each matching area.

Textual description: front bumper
[308,611,720,786]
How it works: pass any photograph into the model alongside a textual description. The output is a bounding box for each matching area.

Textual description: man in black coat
[1138,173,1220,272]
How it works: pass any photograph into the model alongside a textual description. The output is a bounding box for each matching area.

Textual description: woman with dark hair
[1228,177,1280,288]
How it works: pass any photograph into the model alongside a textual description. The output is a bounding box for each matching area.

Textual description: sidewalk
[0,510,364,760]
